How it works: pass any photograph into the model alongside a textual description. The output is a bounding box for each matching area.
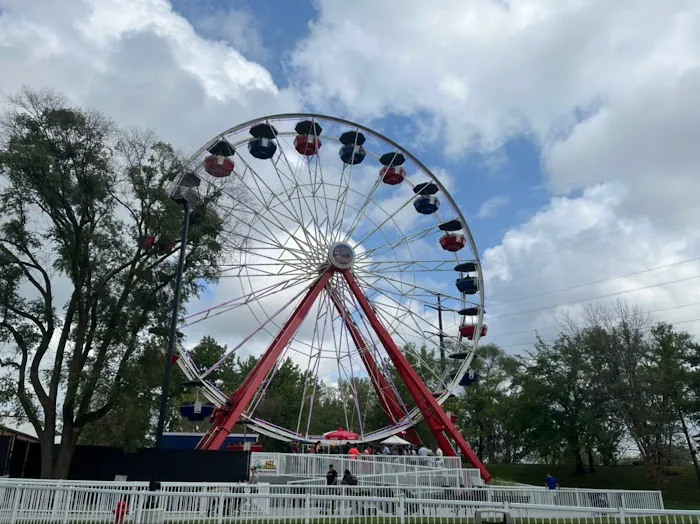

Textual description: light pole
[154,171,200,451]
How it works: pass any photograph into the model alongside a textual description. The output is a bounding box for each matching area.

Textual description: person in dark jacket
[341,469,358,486]
[326,464,338,485]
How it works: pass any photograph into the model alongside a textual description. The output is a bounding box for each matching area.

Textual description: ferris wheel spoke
[353,271,459,355]
[296,289,330,435]
[357,267,474,307]
[267,145,328,250]
[195,161,309,253]
[298,291,331,437]
[267,129,331,250]
[237,154,323,251]
[183,274,311,329]
[354,224,444,263]
[342,173,383,243]
[327,288,351,431]
[335,278,412,420]
[198,279,316,377]
[356,259,458,273]
[330,130,362,242]
[342,272,450,399]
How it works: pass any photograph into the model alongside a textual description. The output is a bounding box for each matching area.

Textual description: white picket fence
[0,483,693,523]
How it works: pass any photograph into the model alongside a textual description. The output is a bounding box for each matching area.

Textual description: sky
[2,0,700,370]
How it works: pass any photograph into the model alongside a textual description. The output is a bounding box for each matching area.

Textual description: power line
[487,256,700,308]
[486,273,700,321]
[490,201,700,261]
[487,301,700,340]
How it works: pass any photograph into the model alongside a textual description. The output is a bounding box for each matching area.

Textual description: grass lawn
[487,464,700,510]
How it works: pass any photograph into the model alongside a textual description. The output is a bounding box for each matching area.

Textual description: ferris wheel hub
[328,242,355,269]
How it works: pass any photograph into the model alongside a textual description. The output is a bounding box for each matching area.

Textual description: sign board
[251,457,277,475]
[114,475,128,482]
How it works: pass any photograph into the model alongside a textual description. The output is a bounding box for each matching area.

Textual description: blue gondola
[248,123,278,159]
[414,195,440,214]
[339,144,366,164]
[179,401,215,422]
[460,369,479,387]
[456,276,478,294]
[248,138,277,159]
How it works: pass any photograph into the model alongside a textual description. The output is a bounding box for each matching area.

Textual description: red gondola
[381,165,406,185]
[294,135,321,156]
[439,233,466,252]
[204,155,235,178]
[459,324,488,340]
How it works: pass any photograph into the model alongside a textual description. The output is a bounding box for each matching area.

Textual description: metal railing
[0,478,665,511]
[251,451,466,478]
[0,483,691,523]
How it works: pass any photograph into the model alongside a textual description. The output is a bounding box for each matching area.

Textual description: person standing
[249,467,258,484]
[545,473,559,490]
[113,498,128,524]
[326,464,338,485]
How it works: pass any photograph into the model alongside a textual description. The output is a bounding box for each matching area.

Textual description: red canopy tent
[323,428,360,441]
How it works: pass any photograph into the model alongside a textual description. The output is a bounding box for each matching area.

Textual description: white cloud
[482,184,700,350]
[0,0,300,152]
[477,195,510,219]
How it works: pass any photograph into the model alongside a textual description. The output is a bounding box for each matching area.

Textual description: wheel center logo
[329,242,355,269]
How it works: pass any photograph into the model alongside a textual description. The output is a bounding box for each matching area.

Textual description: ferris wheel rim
[173,113,486,443]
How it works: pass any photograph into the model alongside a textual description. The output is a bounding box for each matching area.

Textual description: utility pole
[426,293,448,373]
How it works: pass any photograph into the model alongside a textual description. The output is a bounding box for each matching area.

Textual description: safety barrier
[251,451,466,478]
[0,483,690,523]
[0,478,665,510]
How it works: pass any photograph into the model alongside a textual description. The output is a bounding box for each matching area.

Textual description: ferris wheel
[168,114,490,481]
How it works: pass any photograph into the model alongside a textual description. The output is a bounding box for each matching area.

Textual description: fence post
[134,491,145,524]
[10,486,21,524]
[217,493,224,524]
[619,506,626,524]
[61,488,72,524]
[399,493,405,524]
[304,492,311,524]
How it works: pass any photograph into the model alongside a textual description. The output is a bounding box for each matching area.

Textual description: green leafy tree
[0,87,234,477]
[647,322,700,486]
[455,344,525,463]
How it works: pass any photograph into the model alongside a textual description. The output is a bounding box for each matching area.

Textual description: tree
[0,87,235,477]
[580,302,677,481]
[514,330,618,474]
[455,344,525,463]
[647,322,700,486]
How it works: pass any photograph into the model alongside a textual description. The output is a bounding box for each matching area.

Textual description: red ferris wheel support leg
[328,289,423,447]
[342,270,491,483]
[197,271,334,451]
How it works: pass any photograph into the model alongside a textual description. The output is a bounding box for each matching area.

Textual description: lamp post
[154,171,200,451]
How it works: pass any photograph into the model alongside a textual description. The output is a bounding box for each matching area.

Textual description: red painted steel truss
[197,268,491,483]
